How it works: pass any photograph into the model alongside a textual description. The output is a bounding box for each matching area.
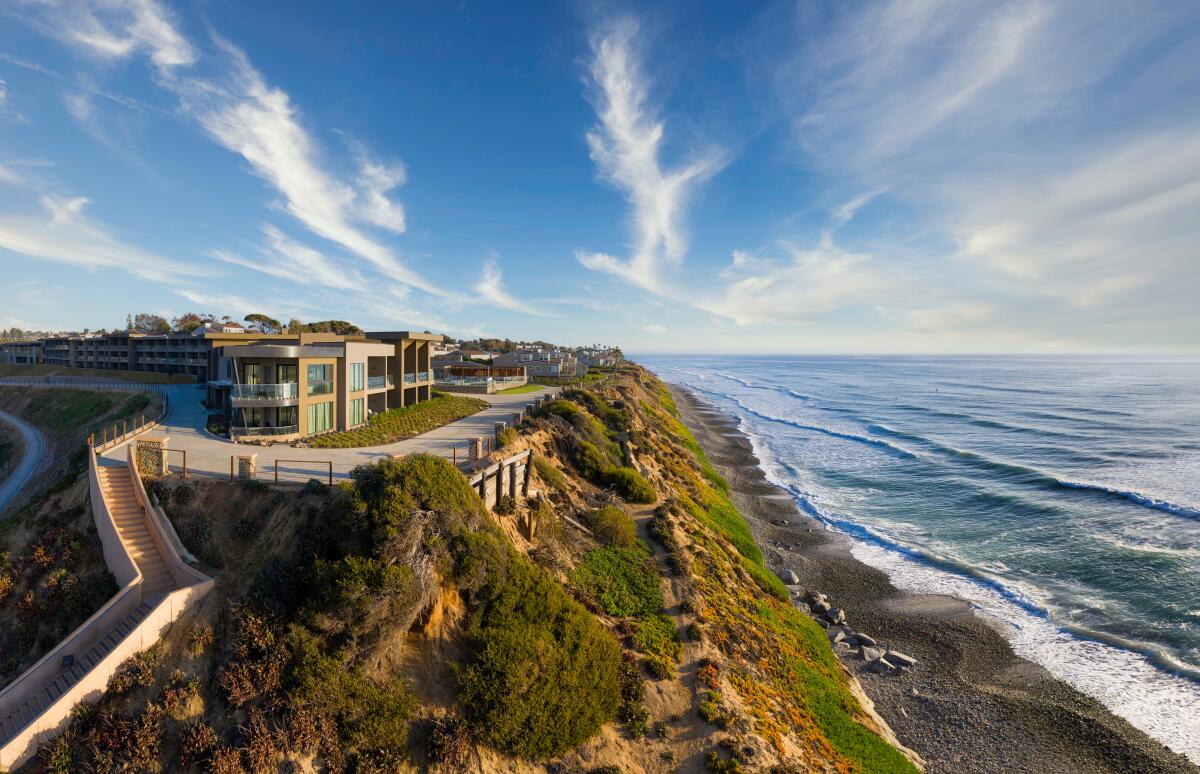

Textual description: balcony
[367,374,394,390]
[231,383,300,405]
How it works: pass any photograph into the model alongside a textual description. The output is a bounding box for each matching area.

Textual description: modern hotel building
[1,328,443,440]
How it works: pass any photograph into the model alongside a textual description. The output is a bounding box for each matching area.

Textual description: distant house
[492,347,585,378]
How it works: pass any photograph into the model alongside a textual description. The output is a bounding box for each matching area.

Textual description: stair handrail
[0,452,144,721]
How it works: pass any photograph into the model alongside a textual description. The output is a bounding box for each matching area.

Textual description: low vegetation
[495,383,543,395]
[308,391,487,448]
[571,541,664,618]
[0,363,192,384]
[458,554,621,759]
[539,394,655,504]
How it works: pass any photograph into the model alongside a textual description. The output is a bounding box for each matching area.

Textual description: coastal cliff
[4,367,925,771]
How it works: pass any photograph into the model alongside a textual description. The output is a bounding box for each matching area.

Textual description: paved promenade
[95,384,558,483]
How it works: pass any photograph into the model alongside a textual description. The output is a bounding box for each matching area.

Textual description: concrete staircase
[0,602,152,743]
[0,463,182,754]
[97,466,175,595]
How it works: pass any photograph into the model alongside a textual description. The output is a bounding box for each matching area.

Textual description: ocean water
[639,355,1200,762]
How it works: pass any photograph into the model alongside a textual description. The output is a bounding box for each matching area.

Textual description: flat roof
[365,331,444,342]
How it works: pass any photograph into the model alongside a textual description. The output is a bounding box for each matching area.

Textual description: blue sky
[1,0,1197,353]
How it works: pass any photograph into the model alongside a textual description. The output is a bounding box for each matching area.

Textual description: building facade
[209,330,441,440]
[0,341,41,364]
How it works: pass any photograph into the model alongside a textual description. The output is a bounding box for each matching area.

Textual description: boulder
[826,608,847,625]
[868,657,895,674]
[814,617,829,629]
[856,633,877,647]
[827,628,846,644]
[780,569,801,585]
[812,600,831,615]
[886,650,917,668]
[860,646,886,662]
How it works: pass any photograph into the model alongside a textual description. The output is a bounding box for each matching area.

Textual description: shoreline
[670,384,1196,774]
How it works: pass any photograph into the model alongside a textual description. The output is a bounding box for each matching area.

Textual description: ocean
[639,354,1200,762]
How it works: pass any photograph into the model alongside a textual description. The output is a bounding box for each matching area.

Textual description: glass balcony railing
[403,372,416,385]
[367,374,393,390]
[232,383,299,400]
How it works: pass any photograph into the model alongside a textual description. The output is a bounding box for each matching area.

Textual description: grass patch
[309,392,487,448]
[495,383,543,394]
[571,541,663,618]
[0,363,193,384]
[22,390,115,435]
[631,613,682,679]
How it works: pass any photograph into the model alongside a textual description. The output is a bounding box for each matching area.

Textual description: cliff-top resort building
[0,325,443,440]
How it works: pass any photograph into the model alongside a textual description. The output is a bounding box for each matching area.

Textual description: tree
[126,314,133,331]
[287,318,304,334]
[244,313,282,334]
[131,313,171,334]
[303,320,363,335]
[171,312,211,333]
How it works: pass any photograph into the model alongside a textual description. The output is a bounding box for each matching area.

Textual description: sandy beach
[671,385,1196,774]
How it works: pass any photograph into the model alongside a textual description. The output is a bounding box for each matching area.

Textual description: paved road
[99,384,559,483]
[0,408,48,517]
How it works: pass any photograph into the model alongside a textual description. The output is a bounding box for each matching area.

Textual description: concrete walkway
[99,384,559,483]
[0,409,47,517]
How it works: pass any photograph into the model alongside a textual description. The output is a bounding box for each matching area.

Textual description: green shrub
[496,426,517,449]
[605,467,656,504]
[571,542,663,618]
[532,455,566,492]
[459,556,621,759]
[586,506,637,548]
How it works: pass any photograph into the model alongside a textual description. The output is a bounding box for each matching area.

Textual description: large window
[276,364,298,384]
[244,363,269,384]
[307,401,334,434]
[279,406,298,429]
[349,397,365,428]
[307,364,332,396]
[350,362,365,391]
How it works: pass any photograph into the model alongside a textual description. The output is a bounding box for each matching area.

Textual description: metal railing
[231,382,299,400]
[275,459,333,486]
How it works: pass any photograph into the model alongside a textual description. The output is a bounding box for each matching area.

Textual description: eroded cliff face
[12,365,917,773]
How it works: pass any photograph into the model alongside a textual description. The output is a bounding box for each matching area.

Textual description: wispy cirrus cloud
[23,0,195,75]
[769,0,1200,343]
[10,0,446,303]
[473,254,553,317]
[0,192,204,282]
[575,17,724,292]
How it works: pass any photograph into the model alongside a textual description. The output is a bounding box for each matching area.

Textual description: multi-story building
[0,341,42,364]
[491,347,585,378]
[208,330,441,440]
[3,327,444,440]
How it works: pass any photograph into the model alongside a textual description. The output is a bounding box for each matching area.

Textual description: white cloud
[473,255,551,317]
[0,193,204,282]
[171,37,438,292]
[577,17,724,291]
[30,0,196,75]
[643,323,667,334]
[698,235,892,325]
[13,1,443,299]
